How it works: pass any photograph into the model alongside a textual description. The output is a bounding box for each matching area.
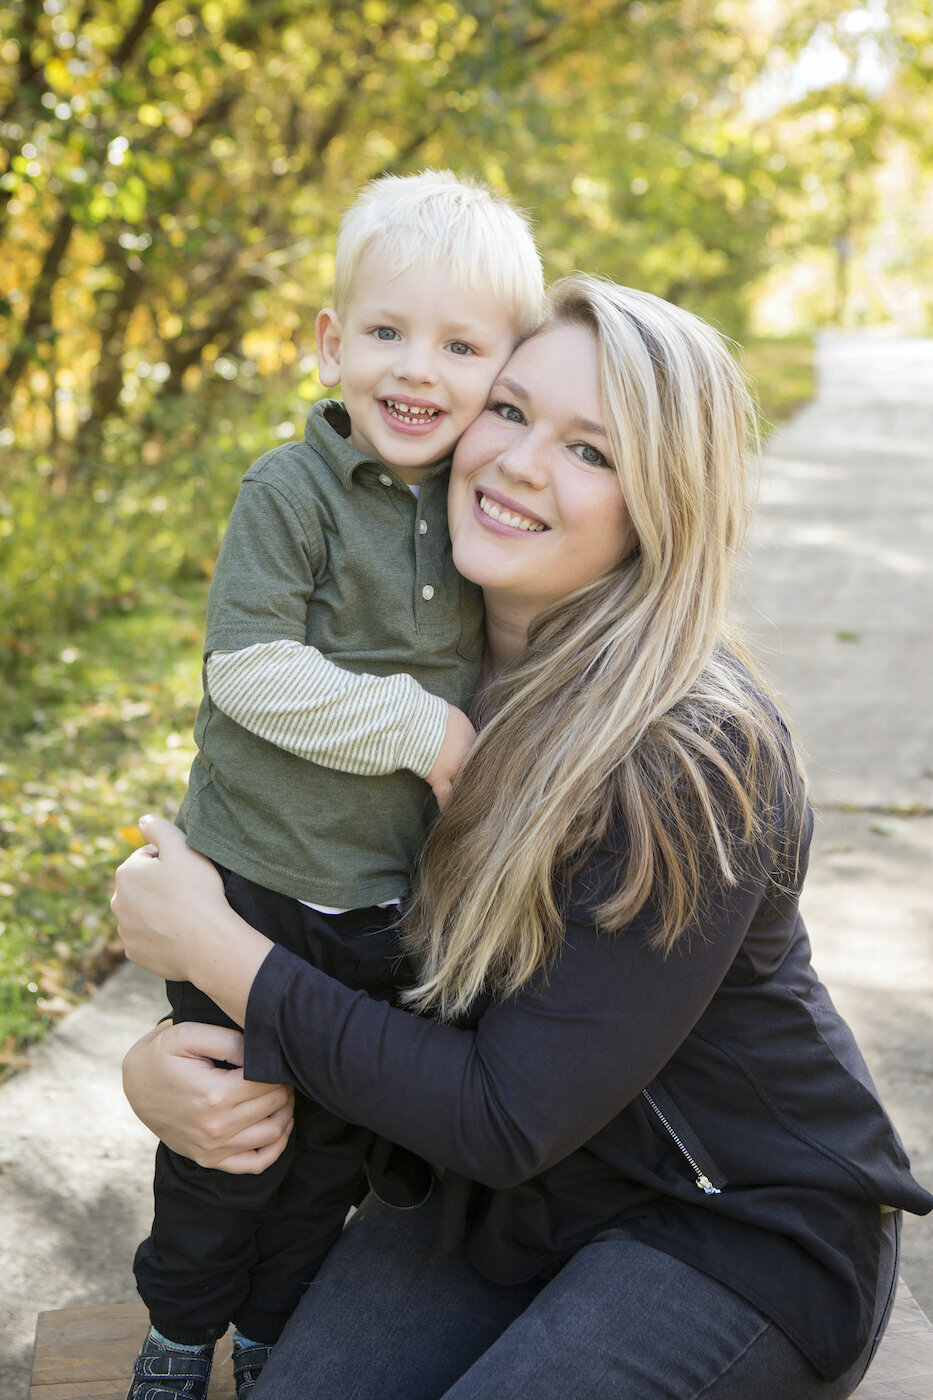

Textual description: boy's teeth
[385,399,439,421]
[479,493,545,532]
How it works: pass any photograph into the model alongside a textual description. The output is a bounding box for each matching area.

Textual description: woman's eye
[491,401,525,424]
[448,340,475,356]
[574,442,610,467]
[373,327,399,341]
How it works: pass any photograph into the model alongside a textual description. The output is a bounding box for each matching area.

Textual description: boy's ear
[315,308,343,388]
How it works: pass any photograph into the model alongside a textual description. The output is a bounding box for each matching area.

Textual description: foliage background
[1,0,931,1061]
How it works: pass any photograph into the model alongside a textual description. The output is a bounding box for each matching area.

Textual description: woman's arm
[113,816,764,1190]
[122,1020,295,1172]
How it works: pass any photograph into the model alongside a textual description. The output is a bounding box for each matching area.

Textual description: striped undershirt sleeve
[206,641,449,779]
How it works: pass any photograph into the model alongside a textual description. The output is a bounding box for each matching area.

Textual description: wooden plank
[29,1302,235,1398]
[30,1280,933,1399]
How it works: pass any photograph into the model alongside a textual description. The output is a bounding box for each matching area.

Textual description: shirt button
[378,473,393,487]
[419,519,428,534]
[421,584,435,601]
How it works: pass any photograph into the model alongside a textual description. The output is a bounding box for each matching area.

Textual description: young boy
[127,171,543,1400]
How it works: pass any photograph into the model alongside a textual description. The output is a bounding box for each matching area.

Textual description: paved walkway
[2,330,932,1399]
[737,326,933,1312]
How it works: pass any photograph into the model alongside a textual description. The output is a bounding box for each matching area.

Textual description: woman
[114,276,931,1399]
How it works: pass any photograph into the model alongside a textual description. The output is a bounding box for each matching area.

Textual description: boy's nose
[395,343,439,386]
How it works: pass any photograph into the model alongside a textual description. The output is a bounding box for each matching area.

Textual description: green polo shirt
[179,399,484,907]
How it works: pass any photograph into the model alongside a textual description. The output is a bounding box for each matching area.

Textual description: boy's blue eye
[374,327,399,341]
[448,341,474,356]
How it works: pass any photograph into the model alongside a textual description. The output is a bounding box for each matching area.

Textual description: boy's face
[315,246,520,485]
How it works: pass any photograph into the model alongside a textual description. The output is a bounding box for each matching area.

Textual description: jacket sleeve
[243,849,766,1189]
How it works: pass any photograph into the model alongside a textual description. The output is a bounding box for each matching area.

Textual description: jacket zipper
[641,1089,722,1196]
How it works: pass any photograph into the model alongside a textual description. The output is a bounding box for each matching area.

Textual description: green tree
[0,0,842,457]
[1,0,929,665]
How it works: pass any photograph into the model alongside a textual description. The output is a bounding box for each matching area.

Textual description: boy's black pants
[133,866,405,1347]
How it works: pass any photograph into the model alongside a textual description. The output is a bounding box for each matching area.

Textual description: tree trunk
[0,209,75,419]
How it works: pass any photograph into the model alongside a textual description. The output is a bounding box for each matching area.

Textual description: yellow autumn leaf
[117,824,148,848]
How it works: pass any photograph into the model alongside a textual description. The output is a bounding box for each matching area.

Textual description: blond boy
[127,171,543,1400]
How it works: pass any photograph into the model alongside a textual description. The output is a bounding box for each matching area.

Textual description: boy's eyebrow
[495,375,609,439]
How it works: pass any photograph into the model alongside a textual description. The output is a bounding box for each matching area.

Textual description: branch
[84,256,149,427]
[160,278,264,397]
[0,0,47,126]
[296,28,377,184]
[110,0,169,69]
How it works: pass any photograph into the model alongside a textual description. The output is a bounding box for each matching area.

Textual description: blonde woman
[114,276,931,1400]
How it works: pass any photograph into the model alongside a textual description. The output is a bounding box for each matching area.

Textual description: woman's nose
[498,435,548,488]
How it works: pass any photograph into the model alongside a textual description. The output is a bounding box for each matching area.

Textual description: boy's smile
[381,396,443,431]
[315,247,520,486]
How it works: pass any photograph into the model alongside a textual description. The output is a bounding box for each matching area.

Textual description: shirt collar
[305,399,451,487]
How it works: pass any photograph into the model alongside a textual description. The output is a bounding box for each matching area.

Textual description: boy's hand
[426,704,477,810]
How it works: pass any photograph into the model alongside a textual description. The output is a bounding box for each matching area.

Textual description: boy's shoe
[233,1340,273,1398]
[126,1327,214,1400]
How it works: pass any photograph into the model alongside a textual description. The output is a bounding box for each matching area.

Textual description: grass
[740,333,816,433]
[0,334,815,1074]
[0,583,206,1076]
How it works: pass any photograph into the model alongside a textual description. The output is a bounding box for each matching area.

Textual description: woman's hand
[112,816,273,1025]
[123,1020,294,1173]
[111,817,227,982]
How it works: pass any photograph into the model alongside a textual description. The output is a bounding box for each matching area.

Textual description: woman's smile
[475,488,548,534]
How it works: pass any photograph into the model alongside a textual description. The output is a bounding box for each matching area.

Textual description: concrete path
[2,330,932,1399]
[737,327,933,1311]
[740,329,933,812]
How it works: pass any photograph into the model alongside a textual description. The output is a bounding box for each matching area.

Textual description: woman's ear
[315,308,343,388]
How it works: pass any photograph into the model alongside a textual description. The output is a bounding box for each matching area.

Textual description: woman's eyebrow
[570,416,608,439]
[494,376,529,400]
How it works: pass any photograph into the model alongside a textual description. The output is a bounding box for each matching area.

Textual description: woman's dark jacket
[243,787,932,1381]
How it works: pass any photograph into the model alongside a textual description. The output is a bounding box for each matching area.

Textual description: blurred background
[1,0,931,1069]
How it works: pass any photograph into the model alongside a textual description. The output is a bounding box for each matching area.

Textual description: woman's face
[448,322,630,625]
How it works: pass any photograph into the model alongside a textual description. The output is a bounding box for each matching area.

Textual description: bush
[0,373,321,672]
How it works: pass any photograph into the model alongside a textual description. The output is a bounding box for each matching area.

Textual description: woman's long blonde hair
[403,275,805,1020]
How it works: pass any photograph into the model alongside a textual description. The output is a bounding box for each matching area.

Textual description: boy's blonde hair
[403,274,806,1021]
[333,169,544,337]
